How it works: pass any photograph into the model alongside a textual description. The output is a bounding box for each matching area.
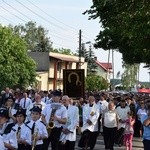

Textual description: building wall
[96,66,107,79]
[36,52,87,91]
[36,72,49,91]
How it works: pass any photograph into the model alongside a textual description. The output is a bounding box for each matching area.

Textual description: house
[95,60,112,82]
[28,52,87,91]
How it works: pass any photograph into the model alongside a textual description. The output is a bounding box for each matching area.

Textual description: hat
[43,90,48,94]
[30,106,42,113]
[52,90,62,97]
[0,108,9,118]
[14,109,26,117]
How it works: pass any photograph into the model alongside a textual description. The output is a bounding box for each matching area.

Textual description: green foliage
[77,44,97,74]
[0,25,36,90]
[121,63,139,89]
[84,0,150,64]
[50,48,74,55]
[85,74,108,91]
[11,21,52,52]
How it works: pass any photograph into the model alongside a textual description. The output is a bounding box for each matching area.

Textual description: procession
[0,87,149,150]
[0,0,150,150]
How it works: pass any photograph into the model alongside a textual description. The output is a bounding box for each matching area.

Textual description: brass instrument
[32,128,39,150]
[17,127,21,141]
[33,104,42,109]
[47,103,61,135]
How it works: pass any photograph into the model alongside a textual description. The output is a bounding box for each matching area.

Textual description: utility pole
[112,50,115,90]
[78,29,82,68]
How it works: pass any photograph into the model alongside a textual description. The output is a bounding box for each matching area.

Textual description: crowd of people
[0,87,149,150]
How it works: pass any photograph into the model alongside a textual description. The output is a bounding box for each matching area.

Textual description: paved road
[49,135,144,150]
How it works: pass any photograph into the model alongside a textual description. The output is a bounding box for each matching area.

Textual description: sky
[0,0,149,82]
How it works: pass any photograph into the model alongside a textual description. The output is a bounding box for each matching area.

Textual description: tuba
[47,103,61,135]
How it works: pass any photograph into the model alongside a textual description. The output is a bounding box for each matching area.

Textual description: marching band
[0,87,146,150]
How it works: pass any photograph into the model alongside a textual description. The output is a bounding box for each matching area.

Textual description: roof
[50,55,78,62]
[28,52,49,71]
[95,60,112,71]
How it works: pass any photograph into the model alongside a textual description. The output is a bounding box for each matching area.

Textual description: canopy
[138,88,150,93]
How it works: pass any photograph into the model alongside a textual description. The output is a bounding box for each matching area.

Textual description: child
[14,109,31,150]
[26,106,48,150]
[123,111,135,150]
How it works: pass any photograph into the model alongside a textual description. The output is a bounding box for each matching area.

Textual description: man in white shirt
[78,95,99,150]
[19,92,32,111]
[41,90,67,150]
[41,91,50,104]
[115,99,130,146]
[102,101,119,150]
[59,95,79,150]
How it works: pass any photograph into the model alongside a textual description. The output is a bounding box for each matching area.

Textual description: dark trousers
[18,144,31,150]
[78,129,98,149]
[59,140,75,150]
[98,114,102,133]
[143,139,150,150]
[134,117,141,137]
[34,144,43,150]
[43,127,62,150]
[114,127,124,145]
[103,126,117,150]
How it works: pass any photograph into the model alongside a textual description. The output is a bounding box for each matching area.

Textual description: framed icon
[63,69,85,99]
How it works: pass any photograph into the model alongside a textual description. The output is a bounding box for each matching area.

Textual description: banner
[63,69,85,99]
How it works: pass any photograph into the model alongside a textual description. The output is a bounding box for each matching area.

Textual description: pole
[106,49,110,81]
[112,50,115,90]
[78,29,82,68]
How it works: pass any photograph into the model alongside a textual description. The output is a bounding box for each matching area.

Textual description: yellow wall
[36,72,49,91]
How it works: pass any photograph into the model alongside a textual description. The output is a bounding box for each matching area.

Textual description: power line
[26,0,78,32]
[0,0,77,44]
[15,0,67,31]
[2,0,32,21]
[0,5,26,23]
[26,0,95,41]
[0,14,15,24]
[13,0,78,41]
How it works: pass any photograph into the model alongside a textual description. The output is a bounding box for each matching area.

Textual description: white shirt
[19,97,32,109]
[82,103,99,132]
[26,120,48,145]
[41,97,50,104]
[13,123,31,145]
[42,103,67,128]
[116,106,130,128]
[1,123,18,150]
[60,105,79,142]
[137,108,147,120]
[103,109,119,128]
[0,135,5,150]
[97,100,108,114]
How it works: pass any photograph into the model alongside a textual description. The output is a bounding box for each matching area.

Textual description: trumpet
[47,103,61,135]
[32,128,39,150]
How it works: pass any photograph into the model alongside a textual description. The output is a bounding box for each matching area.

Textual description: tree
[0,25,37,90]
[85,74,108,91]
[11,21,53,52]
[77,44,97,74]
[50,48,74,55]
[84,0,150,64]
[121,63,139,90]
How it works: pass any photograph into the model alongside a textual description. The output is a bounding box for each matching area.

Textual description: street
[49,135,144,150]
